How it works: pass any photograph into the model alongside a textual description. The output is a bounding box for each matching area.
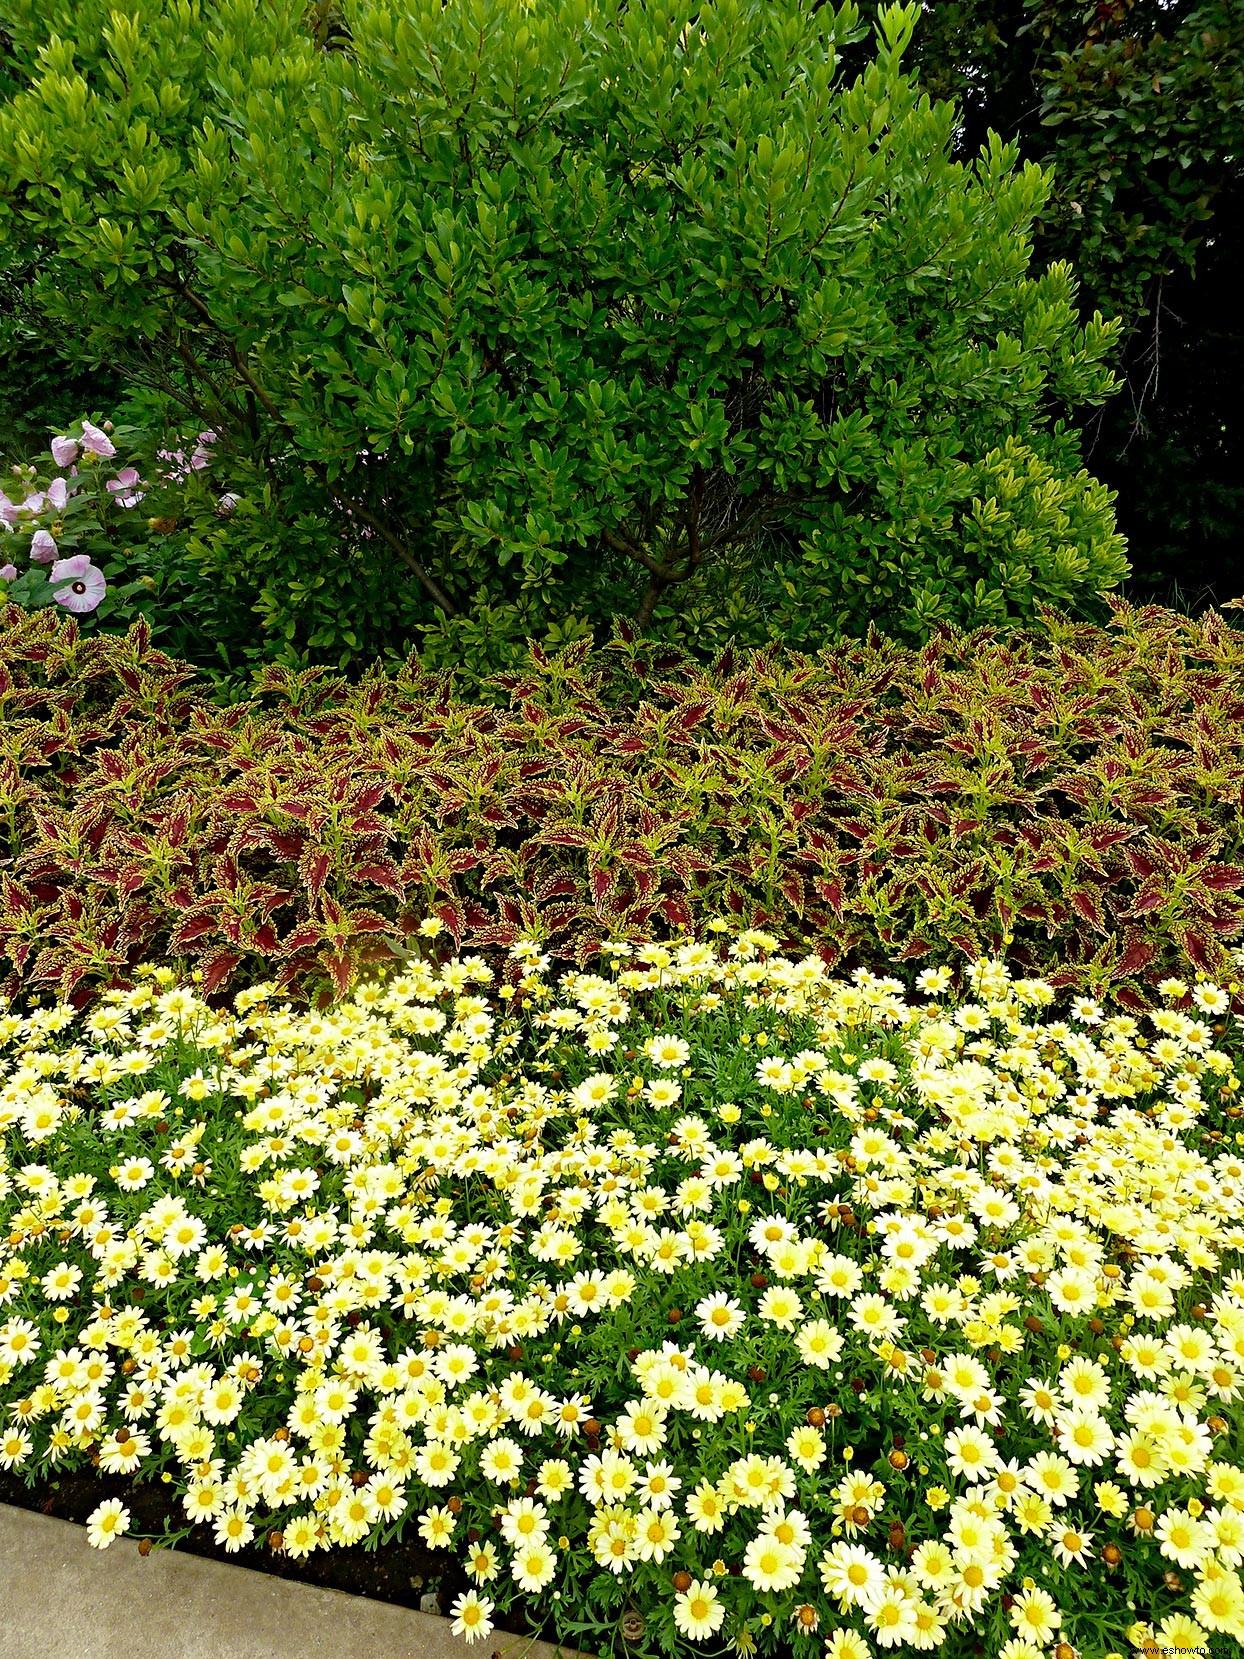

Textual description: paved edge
[0,1502,590,1659]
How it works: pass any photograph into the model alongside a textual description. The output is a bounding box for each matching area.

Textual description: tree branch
[601,526,678,582]
[173,283,460,618]
[343,500,461,619]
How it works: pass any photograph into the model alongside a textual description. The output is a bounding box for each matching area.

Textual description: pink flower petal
[50,555,107,614]
[30,529,58,563]
[80,420,116,459]
[51,436,79,467]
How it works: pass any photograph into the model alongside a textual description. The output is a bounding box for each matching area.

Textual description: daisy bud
[672,1572,692,1593]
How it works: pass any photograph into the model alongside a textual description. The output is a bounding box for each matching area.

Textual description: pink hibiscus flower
[80,421,116,459]
[49,555,107,614]
[106,468,144,508]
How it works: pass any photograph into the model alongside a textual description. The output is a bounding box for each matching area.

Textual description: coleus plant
[1,596,1242,1014]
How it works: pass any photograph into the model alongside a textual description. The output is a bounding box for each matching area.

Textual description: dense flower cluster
[1,926,1242,1659]
[0,419,225,614]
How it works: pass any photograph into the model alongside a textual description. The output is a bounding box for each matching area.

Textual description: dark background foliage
[907,0,1244,611]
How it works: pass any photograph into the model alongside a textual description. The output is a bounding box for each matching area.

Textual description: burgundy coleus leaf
[346,811,389,837]
[1113,986,1149,1013]
[354,861,404,898]
[1068,889,1104,930]
[168,910,222,948]
[1083,825,1136,853]
[321,949,354,1000]
[431,897,465,941]
[590,863,617,911]
[1124,846,1158,881]
[1182,929,1213,972]
[677,703,711,733]
[282,922,325,954]
[657,893,693,928]
[339,908,392,936]
[536,874,580,902]
[538,828,593,851]
[1113,935,1156,976]
[300,850,332,899]
[1129,883,1167,916]
[200,949,242,995]
[1199,863,1244,892]
[778,871,805,914]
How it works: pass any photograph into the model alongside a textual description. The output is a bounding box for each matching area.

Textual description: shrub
[0,0,1127,675]
[1,935,1243,1656]
[2,597,1244,1013]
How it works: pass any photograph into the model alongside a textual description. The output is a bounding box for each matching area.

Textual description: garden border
[0,1503,588,1659]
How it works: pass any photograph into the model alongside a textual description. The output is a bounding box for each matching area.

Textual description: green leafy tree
[908,0,1244,609]
[0,0,1128,676]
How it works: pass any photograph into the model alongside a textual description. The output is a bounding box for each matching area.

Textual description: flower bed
[6,600,1244,1016]
[2,926,1243,1658]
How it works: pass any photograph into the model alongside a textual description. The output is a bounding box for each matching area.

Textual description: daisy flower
[85,1499,131,1550]
[673,1580,725,1640]
[696,1292,745,1341]
[1008,1588,1061,1642]
[1048,1521,1095,1567]
[450,1591,495,1645]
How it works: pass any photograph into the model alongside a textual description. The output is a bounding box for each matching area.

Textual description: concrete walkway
[0,1504,584,1659]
